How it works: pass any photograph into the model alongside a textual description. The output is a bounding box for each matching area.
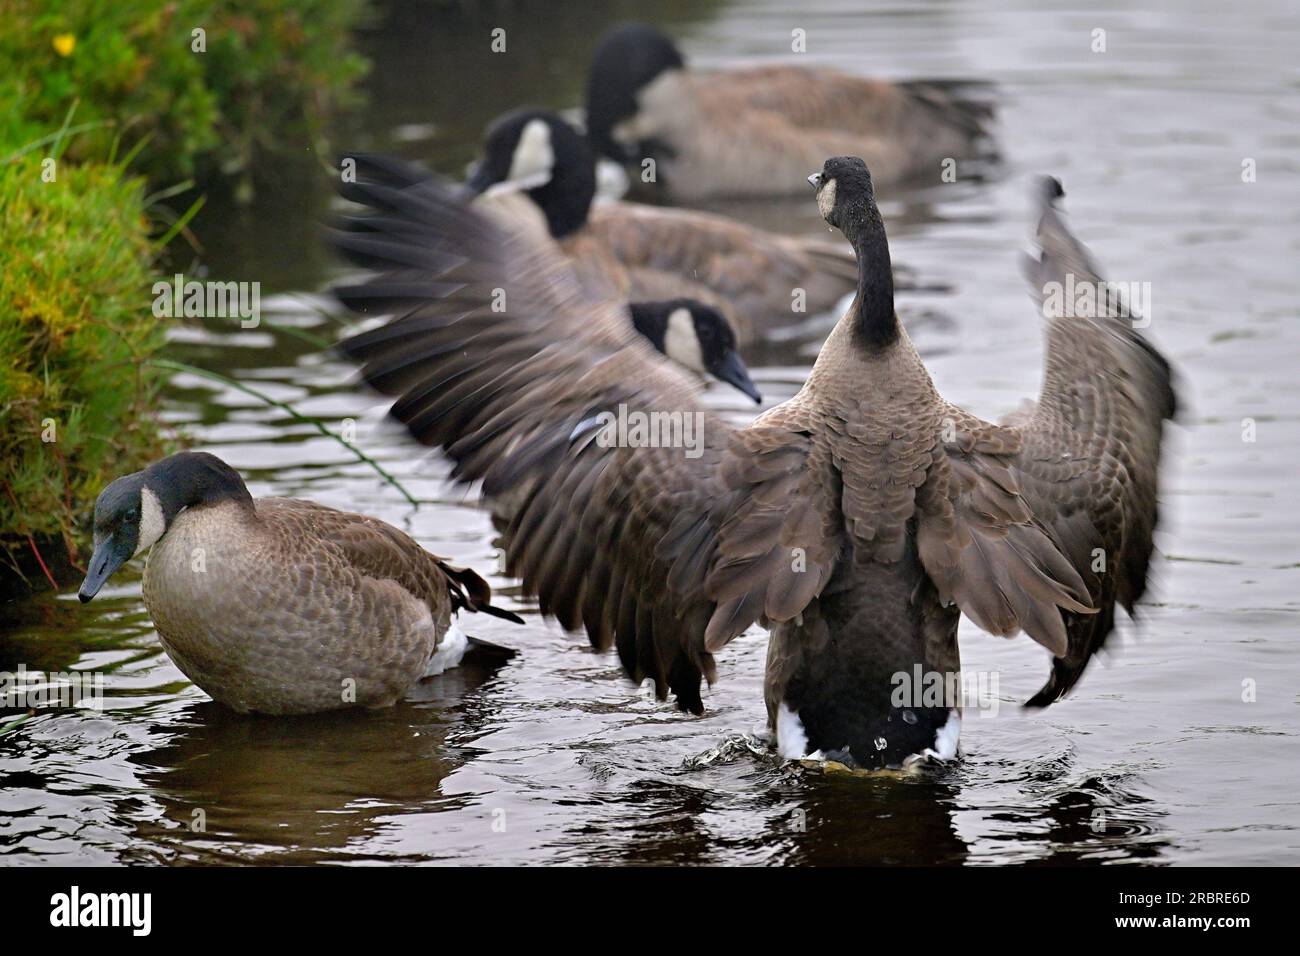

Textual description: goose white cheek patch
[507,118,555,187]
[133,487,166,556]
[663,307,707,373]
[610,69,683,146]
[816,178,838,220]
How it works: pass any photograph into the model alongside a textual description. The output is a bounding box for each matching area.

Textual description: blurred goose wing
[332,158,843,712]
[918,178,1176,704]
[1010,178,1176,703]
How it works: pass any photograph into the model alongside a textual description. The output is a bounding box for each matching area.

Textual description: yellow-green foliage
[0,0,369,185]
[0,157,170,575]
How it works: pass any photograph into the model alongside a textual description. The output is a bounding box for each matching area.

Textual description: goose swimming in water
[332,153,761,402]
[584,23,995,202]
[78,451,522,715]
[464,108,861,344]
[333,157,1175,769]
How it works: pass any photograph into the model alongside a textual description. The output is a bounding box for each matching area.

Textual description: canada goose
[629,299,761,403]
[334,158,1175,770]
[77,451,522,715]
[585,23,994,202]
[463,109,860,342]
[332,154,761,403]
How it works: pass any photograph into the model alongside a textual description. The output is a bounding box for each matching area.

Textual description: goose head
[808,156,878,235]
[809,157,898,349]
[79,470,154,602]
[79,452,253,602]
[585,23,685,164]
[629,299,762,403]
[465,109,596,238]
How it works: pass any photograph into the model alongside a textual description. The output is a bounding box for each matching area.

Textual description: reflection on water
[3,0,1298,865]
[129,700,467,864]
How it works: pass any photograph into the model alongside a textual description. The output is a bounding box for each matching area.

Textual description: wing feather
[332,157,840,711]
[917,178,1175,703]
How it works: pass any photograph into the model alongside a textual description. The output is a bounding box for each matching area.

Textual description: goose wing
[697,66,993,152]
[586,201,850,320]
[918,179,1176,704]
[259,497,518,623]
[1008,178,1176,703]
[697,66,911,133]
[331,158,843,712]
[331,155,631,355]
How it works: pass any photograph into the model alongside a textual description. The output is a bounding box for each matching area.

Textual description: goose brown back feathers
[334,158,1175,768]
[585,24,995,201]
[468,110,861,343]
[258,497,516,624]
[577,202,861,344]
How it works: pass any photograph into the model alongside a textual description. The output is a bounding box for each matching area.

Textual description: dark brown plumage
[334,156,1175,769]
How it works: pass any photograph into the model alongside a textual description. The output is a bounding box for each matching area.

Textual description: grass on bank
[0,154,173,591]
[0,0,370,193]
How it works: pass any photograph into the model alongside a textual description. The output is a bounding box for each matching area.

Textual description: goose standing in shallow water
[335,158,1175,770]
[584,23,995,202]
[78,452,522,715]
[463,109,861,344]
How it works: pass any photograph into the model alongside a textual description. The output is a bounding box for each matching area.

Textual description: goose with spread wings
[333,156,1175,770]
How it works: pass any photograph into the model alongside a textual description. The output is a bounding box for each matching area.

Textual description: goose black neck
[844,205,899,350]
[146,452,255,520]
[530,150,596,239]
[627,302,667,349]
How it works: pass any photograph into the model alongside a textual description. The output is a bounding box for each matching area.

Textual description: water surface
[2,0,1298,865]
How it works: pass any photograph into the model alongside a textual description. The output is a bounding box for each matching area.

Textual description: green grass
[0,155,173,588]
[0,0,370,191]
